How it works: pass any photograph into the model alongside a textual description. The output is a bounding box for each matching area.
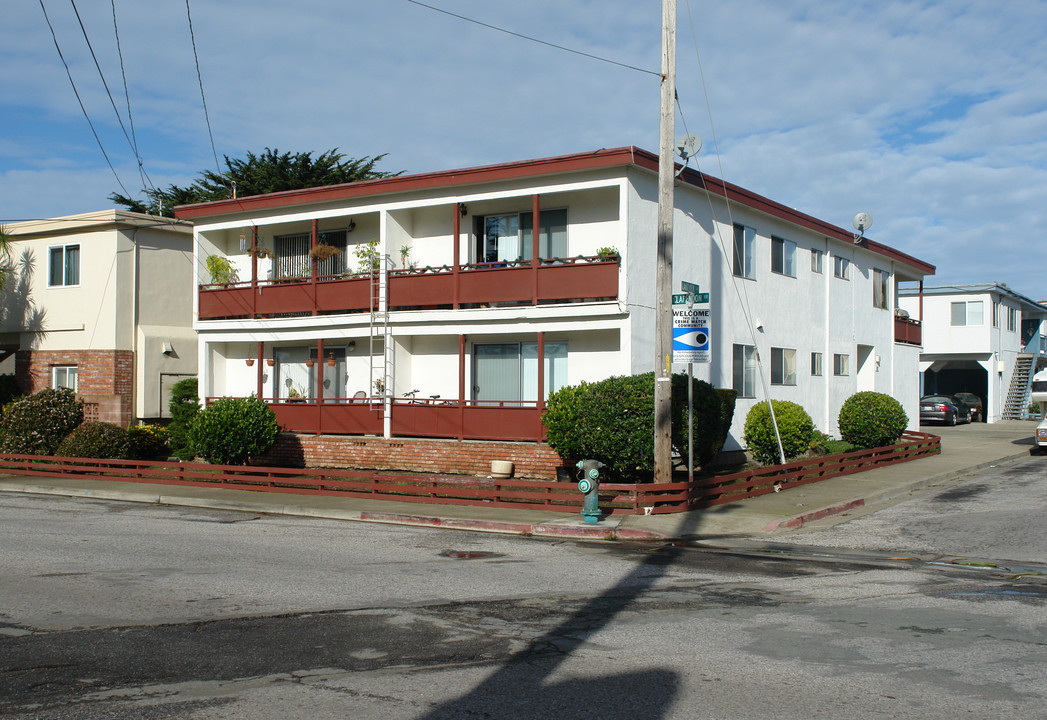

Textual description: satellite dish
[852,212,873,243]
[676,133,702,161]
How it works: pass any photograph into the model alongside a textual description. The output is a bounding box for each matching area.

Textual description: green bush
[168,377,200,457]
[0,388,84,455]
[56,421,130,459]
[126,424,170,460]
[186,395,279,465]
[743,400,814,465]
[838,391,908,449]
[542,372,735,481]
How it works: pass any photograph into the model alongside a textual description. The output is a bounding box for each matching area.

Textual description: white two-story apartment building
[1,211,196,425]
[899,284,1047,422]
[175,147,933,456]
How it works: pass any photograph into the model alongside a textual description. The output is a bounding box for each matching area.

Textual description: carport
[920,357,990,418]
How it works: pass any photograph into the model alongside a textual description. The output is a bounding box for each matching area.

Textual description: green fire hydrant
[576,459,605,524]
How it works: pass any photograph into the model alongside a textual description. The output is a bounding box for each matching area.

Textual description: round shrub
[0,388,84,455]
[56,421,130,459]
[187,395,279,465]
[126,424,170,460]
[542,372,735,481]
[743,400,814,465]
[838,391,908,449]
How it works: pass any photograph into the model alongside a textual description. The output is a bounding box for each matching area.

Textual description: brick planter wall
[15,349,134,427]
[256,433,565,480]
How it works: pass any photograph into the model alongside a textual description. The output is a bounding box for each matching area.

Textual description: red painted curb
[359,511,533,535]
[764,498,866,532]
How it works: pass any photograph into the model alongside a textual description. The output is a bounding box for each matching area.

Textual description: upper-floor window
[48,244,80,287]
[771,236,796,277]
[770,347,797,385]
[811,248,823,274]
[732,224,755,279]
[833,255,849,280]
[274,230,347,279]
[52,365,78,391]
[732,343,757,397]
[1008,306,1018,332]
[475,209,567,264]
[811,352,823,376]
[873,269,889,309]
[951,301,984,326]
[992,301,1000,328]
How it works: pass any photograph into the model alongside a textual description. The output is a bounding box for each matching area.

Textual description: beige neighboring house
[0,210,196,426]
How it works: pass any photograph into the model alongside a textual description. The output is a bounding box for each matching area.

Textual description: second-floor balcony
[894,314,922,346]
[198,256,620,320]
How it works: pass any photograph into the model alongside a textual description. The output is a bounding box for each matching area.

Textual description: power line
[405,0,660,77]
[39,0,132,199]
[185,0,222,176]
[111,0,156,196]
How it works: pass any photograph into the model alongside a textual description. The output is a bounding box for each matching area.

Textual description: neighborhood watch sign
[672,303,711,364]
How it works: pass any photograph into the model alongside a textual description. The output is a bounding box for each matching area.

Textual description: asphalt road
[1,459,1046,719]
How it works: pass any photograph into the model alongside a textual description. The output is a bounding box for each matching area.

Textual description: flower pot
[245,359,255,366]
[266,359,275,367]
[490,460,514,478]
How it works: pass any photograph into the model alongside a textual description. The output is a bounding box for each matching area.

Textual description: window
[770,236,796,277]
[732,344,757,398]
[951,301,984,326]
[833,353,850,376]
[993,301,1000,328]
[475,209,567,264]
[811,248,823,274]
[473,342,567,403]
[811,352,823,376]
[48,244,80,287]
[770,347,796,385]
[833,255,849,280]
[52,365,78,391]
[1008,306,1018,332]
[732,224,755,279]
[274,229,347,279]
[873,269,889,309]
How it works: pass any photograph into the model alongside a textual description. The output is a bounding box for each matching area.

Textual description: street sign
[694,292,710,303]
[681,281,701,295]
[672,293,690,304]
[672,305,711,363]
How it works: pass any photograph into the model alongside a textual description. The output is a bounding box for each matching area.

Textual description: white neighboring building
[175,147,933,453]
[1,211,196,425]
[899,284,1047,422]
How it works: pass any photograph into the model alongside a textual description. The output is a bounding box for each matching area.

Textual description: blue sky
[2,0,1046,299]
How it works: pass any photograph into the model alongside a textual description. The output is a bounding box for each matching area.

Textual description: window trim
[52,365,78,391]
[48,243,80,287]
[833,255,850,280]
[732,224,756,280]
[833,353,850,377]
[951,300,984,327]
[811,248,823,274]
[770,347,797,386]
[873,268,889,310]
[732,343,757,398]
[770,236,797,278]
[811,351,823,377]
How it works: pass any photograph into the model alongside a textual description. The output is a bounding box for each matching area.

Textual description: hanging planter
[326,356,336,367]
[309,244,342,261]
[305,359,315,368]
[245,358,255,366]
[266,358,275,367]
[248,246,275,259]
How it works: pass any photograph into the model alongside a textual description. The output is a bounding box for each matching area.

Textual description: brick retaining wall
[257,433,564,480]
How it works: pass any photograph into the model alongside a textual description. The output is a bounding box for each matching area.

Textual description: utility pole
[654,0,676,483]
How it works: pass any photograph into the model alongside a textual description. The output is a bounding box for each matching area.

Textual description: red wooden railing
[894,315,922,346]
[0,431,939,516]
[198,257,619,320]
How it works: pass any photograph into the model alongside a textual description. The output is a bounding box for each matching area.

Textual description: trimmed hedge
[838,391,908,449]
[0,388,84,455]
[168,377,200,458]
[187,395,279,465]
[542,372,735,481]
[743,400,814,465]
[56,421,130,459]
[126,424,170,460]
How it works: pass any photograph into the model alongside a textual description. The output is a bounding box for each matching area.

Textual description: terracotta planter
[246,359,255,366]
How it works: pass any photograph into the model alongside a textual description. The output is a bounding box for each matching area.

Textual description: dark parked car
[920,395,972,425]
[953,392,984,422]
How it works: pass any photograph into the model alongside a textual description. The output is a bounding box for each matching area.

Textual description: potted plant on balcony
[205,255,238,285]
[354,239,381,275]
[596,246,620,262]
[248,246,275,259]
[310,244,341,262]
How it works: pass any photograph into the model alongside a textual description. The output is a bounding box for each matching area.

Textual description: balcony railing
[198,256,620,320]
[244,396,544,442]
[894,315,922,346]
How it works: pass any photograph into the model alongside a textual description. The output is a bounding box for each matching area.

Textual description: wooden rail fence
[0,431,939,515]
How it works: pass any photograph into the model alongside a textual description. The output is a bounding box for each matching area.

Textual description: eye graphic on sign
[673,329,709,349]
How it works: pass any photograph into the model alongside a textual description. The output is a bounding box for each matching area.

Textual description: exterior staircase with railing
[1003,355,1037,420]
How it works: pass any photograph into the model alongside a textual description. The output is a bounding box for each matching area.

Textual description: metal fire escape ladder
[368,254,392,422]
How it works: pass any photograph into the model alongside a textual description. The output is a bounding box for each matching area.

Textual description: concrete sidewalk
[0,421,1038,541]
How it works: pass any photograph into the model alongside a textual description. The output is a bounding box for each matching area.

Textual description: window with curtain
[771,236,796,277]
[274,229,347,279]
[52,365,78,391]
[733,224,755,279]
[475,209,567,263]
[473,342,567,403]
[770,347,796,385]
[732,344,757,397]
[873,269,889,309]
